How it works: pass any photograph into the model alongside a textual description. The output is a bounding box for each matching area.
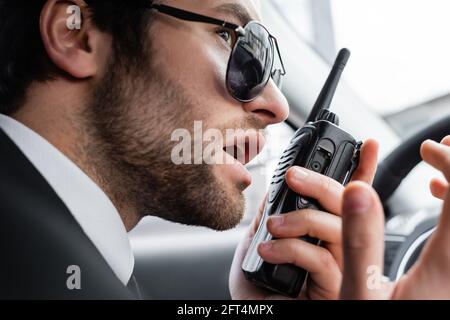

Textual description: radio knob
[318,110,340,125]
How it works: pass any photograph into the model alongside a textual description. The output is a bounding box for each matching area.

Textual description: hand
[340,136,450,300]
[229,139,379,300]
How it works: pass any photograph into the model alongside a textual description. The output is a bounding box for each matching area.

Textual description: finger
[351,139,379,184]
[258,239,341,297]
[441,135,450,146]
[430,178,449,200]
[421,140,450,182]
[340,182,385,300]
[267,210,341,244]
[285,167,344,214]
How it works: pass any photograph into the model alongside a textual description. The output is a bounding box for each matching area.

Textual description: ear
[40,0,111,79]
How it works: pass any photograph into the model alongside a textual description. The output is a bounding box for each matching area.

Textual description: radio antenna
[306,48,351,123]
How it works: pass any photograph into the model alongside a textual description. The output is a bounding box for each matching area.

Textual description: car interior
[129,0,450,299]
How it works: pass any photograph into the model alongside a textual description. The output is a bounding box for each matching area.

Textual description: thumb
[340,182,386,299]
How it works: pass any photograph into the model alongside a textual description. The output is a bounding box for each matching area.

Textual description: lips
[222,130,266,165]
[203,128,266,189]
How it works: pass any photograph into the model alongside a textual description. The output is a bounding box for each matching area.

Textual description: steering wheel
[373,114,450,279]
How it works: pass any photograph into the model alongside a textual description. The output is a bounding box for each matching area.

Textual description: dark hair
[0,0,153,114]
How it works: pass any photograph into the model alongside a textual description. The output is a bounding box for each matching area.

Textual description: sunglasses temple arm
[271,36,286,76]
[149,4,239,30]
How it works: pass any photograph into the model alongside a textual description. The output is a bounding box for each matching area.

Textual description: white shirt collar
[0,114,134,285]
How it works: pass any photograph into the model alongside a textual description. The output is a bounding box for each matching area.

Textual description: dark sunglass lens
[227,23,274,101]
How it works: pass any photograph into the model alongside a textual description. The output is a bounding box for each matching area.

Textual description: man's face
[88,0,289,230]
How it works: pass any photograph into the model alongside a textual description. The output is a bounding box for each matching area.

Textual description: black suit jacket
[0,129,134,299]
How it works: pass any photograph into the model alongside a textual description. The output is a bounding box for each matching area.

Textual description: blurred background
[275,0,450,137]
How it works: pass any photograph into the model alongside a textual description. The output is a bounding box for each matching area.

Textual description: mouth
[222,130,266,166]
[216,130,266,189]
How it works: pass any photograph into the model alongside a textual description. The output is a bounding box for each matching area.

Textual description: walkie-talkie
[242,48,361,298]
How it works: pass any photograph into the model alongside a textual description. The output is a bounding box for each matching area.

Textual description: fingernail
[292,167,309,180]
[260,241,273,251]
[343,185,372,214]
[269,215,284,227]
[426,139,440,146]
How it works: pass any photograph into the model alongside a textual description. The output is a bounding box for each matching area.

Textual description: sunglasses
[147,4,286,102]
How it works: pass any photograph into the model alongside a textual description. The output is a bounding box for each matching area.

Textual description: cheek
[154,28,231,111]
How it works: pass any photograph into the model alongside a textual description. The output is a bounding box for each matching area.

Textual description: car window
[273,0,450,137]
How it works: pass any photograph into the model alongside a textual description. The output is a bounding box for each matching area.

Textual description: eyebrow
[212,3,255,26]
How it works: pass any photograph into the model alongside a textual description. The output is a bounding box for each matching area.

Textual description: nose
[242,79,289,126]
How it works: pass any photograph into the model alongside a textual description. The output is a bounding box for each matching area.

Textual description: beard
[84,49,246,231]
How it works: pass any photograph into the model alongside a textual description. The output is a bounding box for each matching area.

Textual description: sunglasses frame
[147,3,286,102]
